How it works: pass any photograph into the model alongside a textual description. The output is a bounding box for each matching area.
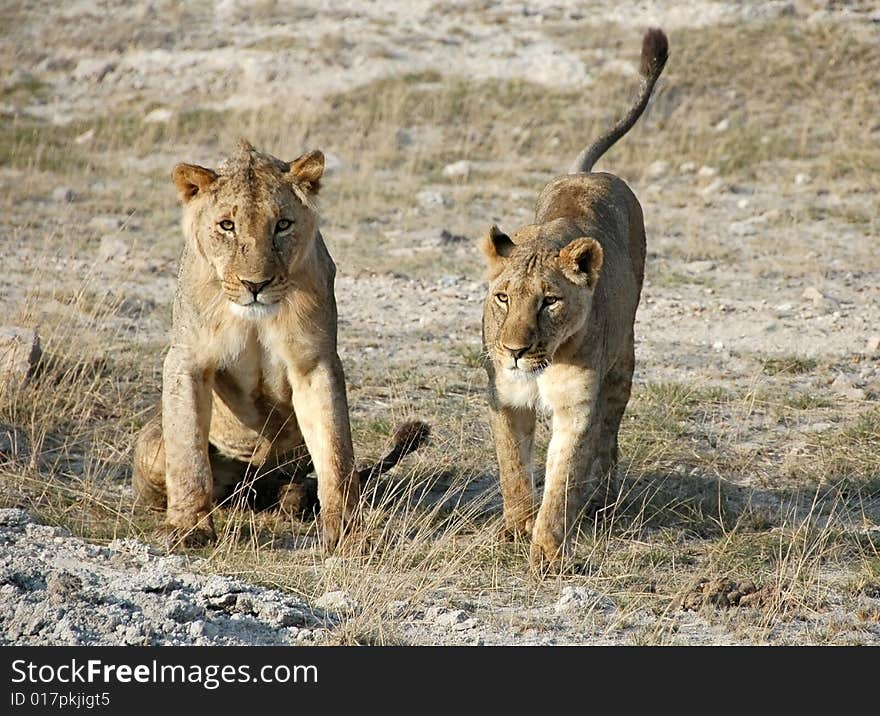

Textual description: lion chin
[228,301,280,320]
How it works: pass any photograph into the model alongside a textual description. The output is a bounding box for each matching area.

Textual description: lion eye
[275,219,293,232]
[218,219,235,232]
[543,296,560,307]
[495,292,509,305]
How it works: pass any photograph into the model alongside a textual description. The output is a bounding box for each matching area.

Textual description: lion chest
[495,371,550,413]
[214,329,292,412]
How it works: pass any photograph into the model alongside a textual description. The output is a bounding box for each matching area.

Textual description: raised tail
[357,420,431,482]
[569,27,668,174]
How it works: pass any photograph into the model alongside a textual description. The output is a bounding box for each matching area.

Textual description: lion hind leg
[592,341,635,507]
[132,412,167,511]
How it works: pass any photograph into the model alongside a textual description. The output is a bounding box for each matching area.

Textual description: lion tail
[569,27,669,174]
[357,420,431,482]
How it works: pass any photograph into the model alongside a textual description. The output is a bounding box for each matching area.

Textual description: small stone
[89,216,121,232]
[775,303,793,316]
[52,187,76,202]
[644,160,669,179]
[73,58,115,82]
[794,173,811,186]
[684,260,715,274]
[143,108,173,124]
[200,575,242,598]
[98,234,128,263]
[314,590,358,615]
[803,422,834,433]
[165,600,204,623]
[188,620,218,639]
[416,189,451,208]
[0,327,41,390]
[714,118,730,132]
[74,129,95,146]
[434,609,468,627]
[729,221,757,237]
[554,586,614,614]
[700,178,725,196]
[98,235,128,262]
[801,286,839,312]
[831,374,866,401]
[679,162,696,173]
[442,160,471,180]
[865,335,879,354]
[697,165,719,178]
[0,508,31,527]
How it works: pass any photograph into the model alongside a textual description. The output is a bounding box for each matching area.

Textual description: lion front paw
[529,527,566,576]
[158,511,216,550]
[500,513,534,542]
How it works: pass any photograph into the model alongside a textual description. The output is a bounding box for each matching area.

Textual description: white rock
[442,160,471,179]
[98,235,128,262]
[831,374,866,401]
[314,590,358,615]
[74,129,95,146]
[416,189,451,208]
[0,327,41,390]
[684,260,715,274]
[697,165,719,178]
[867,335,880,354]
[802,286,839,312]
[729,220,757,237]
[700,178,725,196]
[679,162,696,173]
[433,609,468,627]
[143,108,173,124]
[714,118,730,132]
[73,59,115,82]
[554,586,614,614]
[89,216,121,232]
[794,173,811,186]
[644,160,670,180]
[52,187,76,202]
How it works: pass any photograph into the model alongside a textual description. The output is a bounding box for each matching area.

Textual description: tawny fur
[480,28,668,571]
[132,140,426,550]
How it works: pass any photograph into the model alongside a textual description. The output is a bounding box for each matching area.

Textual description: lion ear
[480,225,515,277]
[172,163,217,203]
[559,237,603,288]
[288,150,324,194]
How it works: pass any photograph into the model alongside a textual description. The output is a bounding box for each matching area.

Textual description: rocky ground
[1,0,879,645]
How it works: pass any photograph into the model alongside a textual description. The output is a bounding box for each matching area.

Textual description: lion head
[171,139,324,320]
[481,222,604,376]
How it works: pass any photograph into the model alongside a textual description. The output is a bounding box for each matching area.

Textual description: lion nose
[502,343,531,360]
[239,277,274,297]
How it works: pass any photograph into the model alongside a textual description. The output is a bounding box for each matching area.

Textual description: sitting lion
[132,140,427,549]
[479,28,669,570]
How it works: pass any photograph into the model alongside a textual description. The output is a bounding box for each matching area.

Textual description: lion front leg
[531,378,600,573]
[489,403,538,540]
[287,353,359,553]
[159,349,217,548]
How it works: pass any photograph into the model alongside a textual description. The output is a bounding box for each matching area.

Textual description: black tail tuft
[640,28,669,80]
[359,420,431,482]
